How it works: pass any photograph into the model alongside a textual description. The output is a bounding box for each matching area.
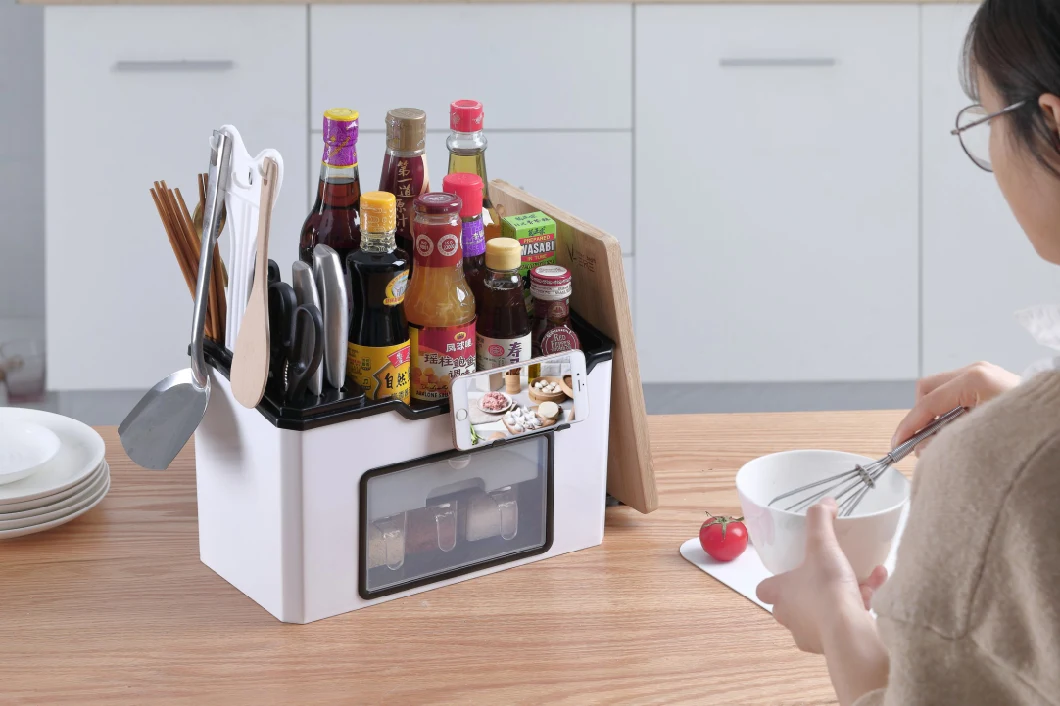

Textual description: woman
[756,2,1060,704]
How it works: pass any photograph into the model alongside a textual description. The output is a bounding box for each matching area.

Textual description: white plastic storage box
[192,181,656,624]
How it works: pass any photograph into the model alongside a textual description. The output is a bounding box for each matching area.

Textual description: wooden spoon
[230,157,280,408]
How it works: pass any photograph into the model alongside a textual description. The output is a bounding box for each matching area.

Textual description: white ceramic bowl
[0,421,62,486]
[736,450,909,581]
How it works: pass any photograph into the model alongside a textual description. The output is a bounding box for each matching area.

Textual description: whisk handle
[887,406,966,463]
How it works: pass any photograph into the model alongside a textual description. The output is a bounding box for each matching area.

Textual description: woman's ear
[1038,94,1060,137]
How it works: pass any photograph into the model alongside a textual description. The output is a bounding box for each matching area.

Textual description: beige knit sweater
[854,371,1060,705]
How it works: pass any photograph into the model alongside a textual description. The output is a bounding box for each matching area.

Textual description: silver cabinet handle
[112,60,235,73]
[719,58,837,68]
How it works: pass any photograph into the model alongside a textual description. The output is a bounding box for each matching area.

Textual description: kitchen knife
[312,244,349,390]
[292,260,325,397]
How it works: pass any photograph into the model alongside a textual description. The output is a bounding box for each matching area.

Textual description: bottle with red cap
[442,172,487,307]
[447,99,501,241]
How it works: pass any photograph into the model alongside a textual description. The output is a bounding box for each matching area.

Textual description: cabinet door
[310,130,633,254]
[310,5,631,131]
[922,5,1060,375]
[45,7,308,391]
[0,1,44,322]
[635,6,919,383]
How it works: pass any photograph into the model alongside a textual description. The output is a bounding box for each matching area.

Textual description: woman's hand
[892,362,1019,454]
[757,499,892,705]
[756,499,887,654]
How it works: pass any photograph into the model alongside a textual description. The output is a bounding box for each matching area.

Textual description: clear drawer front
[360,433,554,598]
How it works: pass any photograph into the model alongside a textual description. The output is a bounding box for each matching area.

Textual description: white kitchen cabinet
[45,6,308,391]
[309,130,633,254]
[635,5,919,383]
[922,5,1060,376]
[0,1,44,323]
[310,4,632,131]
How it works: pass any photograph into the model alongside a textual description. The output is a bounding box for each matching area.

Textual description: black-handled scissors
[268,282,324,404]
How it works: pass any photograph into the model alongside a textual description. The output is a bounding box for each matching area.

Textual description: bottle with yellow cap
[345,191,411,403]
[300,108,363,269]
[476,238,531,371]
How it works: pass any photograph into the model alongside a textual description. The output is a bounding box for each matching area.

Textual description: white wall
[0,0,45,331]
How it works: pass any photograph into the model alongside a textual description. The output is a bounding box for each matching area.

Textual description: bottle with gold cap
[476,238,531,371]
[345,191,411,403]
[300,108,362,268]
[379,108,430,260]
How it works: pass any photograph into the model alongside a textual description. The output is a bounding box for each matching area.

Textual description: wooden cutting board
[490,180,657,513]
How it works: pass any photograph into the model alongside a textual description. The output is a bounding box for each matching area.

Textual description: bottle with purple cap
[299,108,363,268]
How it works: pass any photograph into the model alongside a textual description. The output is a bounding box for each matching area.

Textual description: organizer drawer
[360,433,554,598]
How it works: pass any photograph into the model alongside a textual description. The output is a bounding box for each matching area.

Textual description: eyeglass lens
[958,105,992,171]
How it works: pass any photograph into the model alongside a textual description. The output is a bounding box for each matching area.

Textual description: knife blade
[312,244,349,390]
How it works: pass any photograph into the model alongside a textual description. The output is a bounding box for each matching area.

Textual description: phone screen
[453,351,587,449]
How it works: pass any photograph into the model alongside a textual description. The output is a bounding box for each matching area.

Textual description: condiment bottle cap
[529,265,573,300]
[361,191,396,233]
[485,238,521,272]
[442,173,484,218]
[450,99,484,132]
[414,192,462,216]
[324,108,358,123]
[322,109,359,167]
[385,108,427,152]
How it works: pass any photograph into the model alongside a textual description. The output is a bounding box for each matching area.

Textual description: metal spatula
[119,131,232,470]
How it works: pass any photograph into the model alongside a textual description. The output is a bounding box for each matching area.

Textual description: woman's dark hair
[963,0,1060,174]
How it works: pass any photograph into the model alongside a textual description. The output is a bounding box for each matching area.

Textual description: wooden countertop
[0,411,913,705]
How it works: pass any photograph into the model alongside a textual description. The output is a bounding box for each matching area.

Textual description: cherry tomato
[699,513,748,562]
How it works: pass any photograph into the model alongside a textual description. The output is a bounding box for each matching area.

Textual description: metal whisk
[769,406,966,517]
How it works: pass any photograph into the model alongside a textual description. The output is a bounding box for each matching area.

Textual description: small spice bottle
[530,265,581,358]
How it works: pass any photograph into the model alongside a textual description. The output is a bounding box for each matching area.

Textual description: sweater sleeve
[853,617,1048,706]
[851,688,885,706]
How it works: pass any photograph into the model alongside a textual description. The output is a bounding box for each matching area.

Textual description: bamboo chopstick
[152,178,228,342]
[151,187,196,302]
[185,183,228,342]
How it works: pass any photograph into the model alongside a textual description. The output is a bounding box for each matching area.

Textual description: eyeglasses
[951,102,1027,172]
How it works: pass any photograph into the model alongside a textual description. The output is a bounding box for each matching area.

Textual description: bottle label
[410,321,477,401]
[462,219,486,257]
[535,299,570,322]
[347,341,411,402]
[540,326,581,355]
[391,156,429,238]
[384,271,409,306]
[413,226,463,268]
[476,333,532,370]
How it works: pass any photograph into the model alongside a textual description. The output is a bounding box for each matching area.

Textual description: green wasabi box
[501,211,557,277]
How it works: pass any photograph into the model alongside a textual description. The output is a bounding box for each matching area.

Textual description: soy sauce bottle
[346,191,411,403]
[476,238,531,370]
[442,172,487,307]
[300,108,362,268]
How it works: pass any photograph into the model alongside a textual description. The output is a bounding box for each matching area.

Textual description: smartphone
[451,350,589,451]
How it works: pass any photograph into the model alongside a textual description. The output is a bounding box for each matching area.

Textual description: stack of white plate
[0,408,109,539]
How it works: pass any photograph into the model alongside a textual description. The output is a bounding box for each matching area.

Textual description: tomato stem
[703,512,745,540]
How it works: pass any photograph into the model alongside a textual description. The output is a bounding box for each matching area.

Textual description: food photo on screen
[465,355,576,444]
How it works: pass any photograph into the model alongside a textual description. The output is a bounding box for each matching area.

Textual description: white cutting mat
[680,506,909,613]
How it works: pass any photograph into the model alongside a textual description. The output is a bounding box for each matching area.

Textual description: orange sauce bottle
[405,193,477,401]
